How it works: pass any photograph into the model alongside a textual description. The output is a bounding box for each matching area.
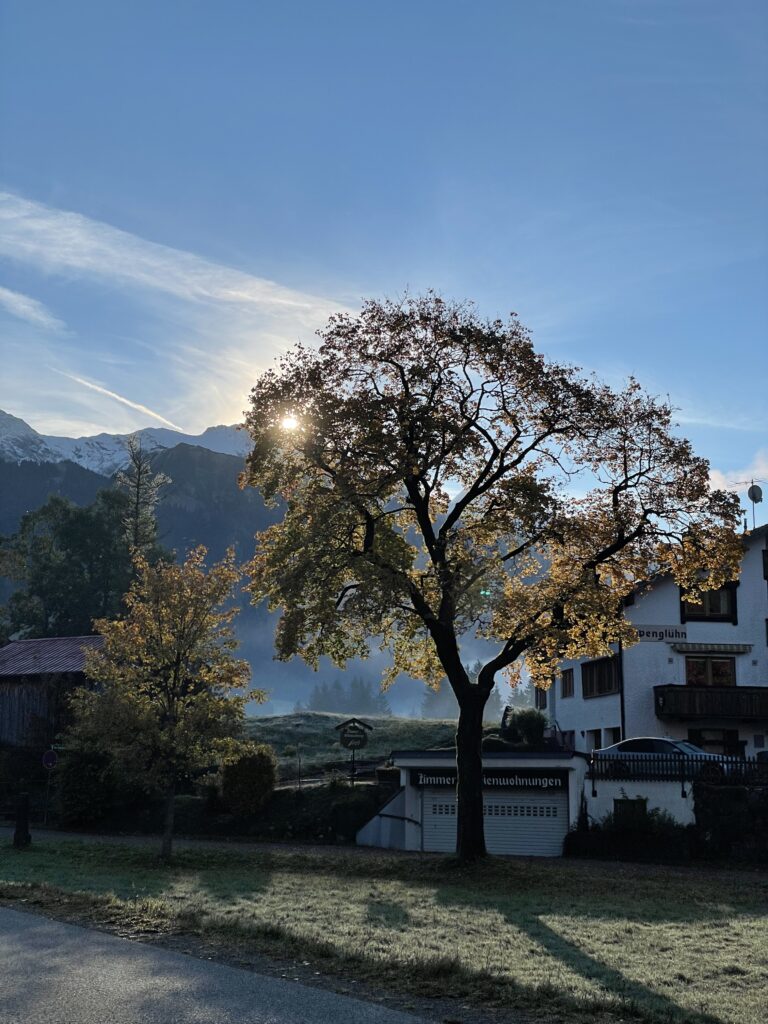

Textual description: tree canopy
[241,293,742,859]
[72,546,263,860]
[0,490,134,638]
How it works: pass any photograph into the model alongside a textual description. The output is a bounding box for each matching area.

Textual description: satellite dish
[747,484,763,504]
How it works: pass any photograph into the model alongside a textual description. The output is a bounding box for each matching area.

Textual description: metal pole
[44,772,51,826]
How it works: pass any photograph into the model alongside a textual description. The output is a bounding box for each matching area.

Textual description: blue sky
[0,0,766,503]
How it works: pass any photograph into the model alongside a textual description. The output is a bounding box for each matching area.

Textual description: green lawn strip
[1,842,766,1024]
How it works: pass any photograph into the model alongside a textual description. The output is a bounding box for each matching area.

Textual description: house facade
[539,525,768,758]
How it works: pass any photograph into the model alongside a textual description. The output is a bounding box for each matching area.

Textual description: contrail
[55,371,184,431]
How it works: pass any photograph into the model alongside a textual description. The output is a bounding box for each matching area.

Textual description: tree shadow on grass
[365,898,411,928]
[433,882,733,1024]
[0,841,274,904]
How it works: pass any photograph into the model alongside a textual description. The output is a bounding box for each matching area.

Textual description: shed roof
[0,636,104,677]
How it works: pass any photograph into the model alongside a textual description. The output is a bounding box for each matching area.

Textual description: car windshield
[676,741,707,755]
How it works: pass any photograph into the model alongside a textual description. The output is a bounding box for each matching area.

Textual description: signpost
[335,718,373,783]
[41,748,57,825]
[42,749,58,771]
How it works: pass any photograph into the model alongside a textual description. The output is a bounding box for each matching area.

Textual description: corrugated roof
[0,636,104,677]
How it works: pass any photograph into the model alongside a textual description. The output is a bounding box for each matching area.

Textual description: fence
[588,754,768,786]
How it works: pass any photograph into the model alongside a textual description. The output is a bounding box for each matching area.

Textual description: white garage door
[422,789,569,856]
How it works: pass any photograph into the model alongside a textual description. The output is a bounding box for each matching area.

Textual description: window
[613,798,648,828]
[561,730,575,750]
[685,656,735,687]
[582,656,619,698]
[617,738,677,754]
[604,726,622,746]
[681,584,737,624]
[561,668,574,698]
[688,728,744,758]
[588,728,603,751]
[534,687,547,710]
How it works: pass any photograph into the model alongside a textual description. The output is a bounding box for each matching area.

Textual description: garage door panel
[422,789,568,856]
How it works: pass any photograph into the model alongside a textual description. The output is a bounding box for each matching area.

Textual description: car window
[677,741,706,755]
[617,740,646,752]
[652,740,677,753]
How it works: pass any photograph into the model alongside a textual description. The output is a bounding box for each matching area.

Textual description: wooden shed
[0,636,104,747]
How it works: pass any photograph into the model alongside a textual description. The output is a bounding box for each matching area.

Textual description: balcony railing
[588,754,768,785]
[654,684,768,721]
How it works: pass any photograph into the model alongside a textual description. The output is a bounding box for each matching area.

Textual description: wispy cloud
[0,191,341,326]
[0,190,350,435]
[0,283,66,332]
[53,370,184,431]
[710,449,768,497]
[675,409,767,433]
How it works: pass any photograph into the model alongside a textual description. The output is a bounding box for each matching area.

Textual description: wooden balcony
[654,684,768,722]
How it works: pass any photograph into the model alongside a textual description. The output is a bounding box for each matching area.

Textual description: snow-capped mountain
[0,409,251,474]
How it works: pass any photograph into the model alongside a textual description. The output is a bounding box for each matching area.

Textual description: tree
[241,293,741,861]
[303,676,391,714]
[71,546,263,861]
[0,490,134,638]
[421,661,503,721]
[115,435,170,552]
[505,677,534,709]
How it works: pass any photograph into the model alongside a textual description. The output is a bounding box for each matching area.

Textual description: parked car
[592,737,733,780]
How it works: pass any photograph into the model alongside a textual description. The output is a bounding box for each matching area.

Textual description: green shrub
[221,745,278,817]
[329,788,382,841]
[693,783,768,862]
[55,748,117,827]
[564,805,692,863]
[173,795,209,834]
[500,708,547,747]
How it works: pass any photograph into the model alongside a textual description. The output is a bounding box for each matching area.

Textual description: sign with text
[636,625,688,643]
[339,723,369,750]
[410,768,568,790]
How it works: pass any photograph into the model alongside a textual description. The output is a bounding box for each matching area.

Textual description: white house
[540,525,768,759]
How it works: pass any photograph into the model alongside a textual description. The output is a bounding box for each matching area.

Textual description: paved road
[0,908,429,1024]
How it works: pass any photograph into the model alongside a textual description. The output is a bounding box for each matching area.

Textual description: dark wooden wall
[0,673,82,747]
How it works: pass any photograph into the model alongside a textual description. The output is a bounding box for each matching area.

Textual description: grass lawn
[1,841,766,1024]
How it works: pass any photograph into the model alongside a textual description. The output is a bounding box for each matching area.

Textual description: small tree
[115,435,170,553]
[221,745,278,816]
[72,546,264,860]
[242,293,741,861]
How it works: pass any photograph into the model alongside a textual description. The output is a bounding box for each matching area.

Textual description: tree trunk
[160,781,175,863]
[455,689,488,862]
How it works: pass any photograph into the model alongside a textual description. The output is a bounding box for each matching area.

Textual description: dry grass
[1,841,766,1024]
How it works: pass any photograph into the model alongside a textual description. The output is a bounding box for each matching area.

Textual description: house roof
[0,636,104,677]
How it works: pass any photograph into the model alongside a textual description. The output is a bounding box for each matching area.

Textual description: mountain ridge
[0,408,250,475]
